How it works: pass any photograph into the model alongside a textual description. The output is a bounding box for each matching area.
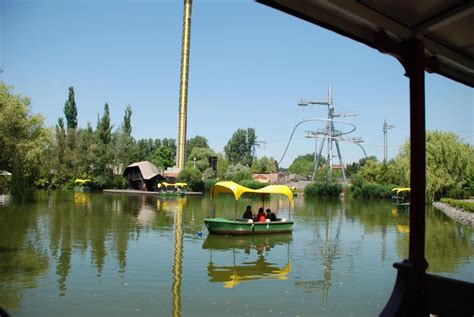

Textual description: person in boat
[256,207,266,222]
[266,208,277,221]
[242,205,253,219]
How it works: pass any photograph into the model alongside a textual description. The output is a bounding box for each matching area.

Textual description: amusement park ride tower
[176,0,193,169]
[299,87,365,182]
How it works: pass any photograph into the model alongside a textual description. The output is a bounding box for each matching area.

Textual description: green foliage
[251,156,277,173]
[440,198,474,213]
[150,146,174,170]
[225,163,252,182]
[238,179,269,189]
[304,182,343,197]
[0,175,10,193]
[425,131,472,201]
[186,147,216,173]
[177,168,204,192]
[216,153,228,179]
[0,82,50,196]
[96,103,112,145]
[204,179,218,191]
[64,87,78,130]
[350,182,393,199]
[288,153,314,177]
[123,105,132,135]
[186,135,209,159]
[224,128,256,166]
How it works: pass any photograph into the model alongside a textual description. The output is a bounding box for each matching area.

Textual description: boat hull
[204,218,293,235]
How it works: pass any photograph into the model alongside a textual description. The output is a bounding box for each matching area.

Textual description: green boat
[204,181,294,235]
[74,178,91,192]
[391,187,410,211]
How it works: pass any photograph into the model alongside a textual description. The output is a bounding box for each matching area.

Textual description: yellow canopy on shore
[210,181,293,202]
[392,187,411,195]
[75,178,91,185]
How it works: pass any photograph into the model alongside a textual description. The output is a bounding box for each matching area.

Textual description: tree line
[1,82,472,201]
[0,83,277,195]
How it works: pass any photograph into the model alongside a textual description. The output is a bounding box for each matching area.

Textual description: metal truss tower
[299,87,361,182]
[383,119,395,163]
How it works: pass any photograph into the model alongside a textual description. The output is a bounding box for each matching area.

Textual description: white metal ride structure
[298,87,364,183]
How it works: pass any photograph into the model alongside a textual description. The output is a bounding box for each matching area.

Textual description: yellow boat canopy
[74,178,91,185]
[392,187,411,195]
[175,182,188,188]
[210,181,293,202]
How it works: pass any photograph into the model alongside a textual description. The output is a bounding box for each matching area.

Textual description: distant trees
[251,156,277,173]
[224,128,256,166]
[346,131,473,201]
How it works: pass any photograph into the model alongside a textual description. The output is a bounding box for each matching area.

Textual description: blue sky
[1,0,472,167]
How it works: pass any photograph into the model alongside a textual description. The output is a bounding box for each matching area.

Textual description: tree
[150,146,174,170]
[64,87,78,130]
[186,147,216,173]
[177,167,203,191]
[225,163,252,182]
[113,106,134,173]
[0,82,50,195]
[96,103,112,145]
[123,105,132,136]
[288,153,316,177]
[186,135,209,159]
[224,128,256,166]
[251,156,277,173]
[92,103,114,187]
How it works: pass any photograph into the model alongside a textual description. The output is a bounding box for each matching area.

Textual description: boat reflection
[203,234,292,288]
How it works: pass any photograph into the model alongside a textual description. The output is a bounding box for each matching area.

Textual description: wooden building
[123,161,166,191]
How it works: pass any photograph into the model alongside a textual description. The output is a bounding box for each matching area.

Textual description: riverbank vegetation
[440,198,474,213]
[1,81,472,200]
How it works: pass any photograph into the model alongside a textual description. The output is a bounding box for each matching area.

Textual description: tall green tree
[92,103,114,187]
[64,87,78,130]
[224,128,256,166]
[96,103,112,145]
[123,105,132,136]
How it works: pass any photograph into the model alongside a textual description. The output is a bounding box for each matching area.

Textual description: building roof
[257,0,473,87]
[123,161,164,180]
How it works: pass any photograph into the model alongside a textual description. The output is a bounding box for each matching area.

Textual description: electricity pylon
[383,119,395,163]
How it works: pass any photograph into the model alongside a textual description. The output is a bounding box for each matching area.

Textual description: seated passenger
[266,208,277,221]
[242,205,253,219]
[256,207,266,222]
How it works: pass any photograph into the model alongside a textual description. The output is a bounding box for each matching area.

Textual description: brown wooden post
[376,32,429,316]
[404,37,428,281]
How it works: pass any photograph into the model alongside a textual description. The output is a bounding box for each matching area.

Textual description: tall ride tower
[176,0,193,169]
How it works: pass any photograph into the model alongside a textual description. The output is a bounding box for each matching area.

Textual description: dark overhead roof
[257,0,474,87]
[123,161,165,181]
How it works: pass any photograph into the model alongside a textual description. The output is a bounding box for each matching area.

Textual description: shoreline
[432,201,474,228]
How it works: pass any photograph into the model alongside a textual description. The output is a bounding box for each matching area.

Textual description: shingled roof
[123,161,164,180]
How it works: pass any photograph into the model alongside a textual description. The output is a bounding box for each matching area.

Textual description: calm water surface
[1,191,473,316]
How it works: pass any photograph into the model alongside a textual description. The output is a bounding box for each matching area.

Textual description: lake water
[1,191,473,316]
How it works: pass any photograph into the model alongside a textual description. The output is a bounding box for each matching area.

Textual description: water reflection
[1,192,472,316]
[168,197,185,317]
[203,234,292,288]
[0,195,48,311]
[293,198,346,302]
